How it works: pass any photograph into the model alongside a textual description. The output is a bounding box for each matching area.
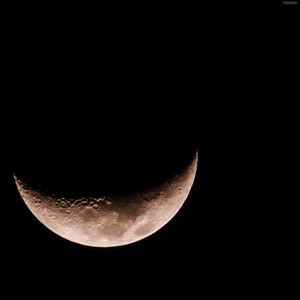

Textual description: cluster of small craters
[41,194,113,213]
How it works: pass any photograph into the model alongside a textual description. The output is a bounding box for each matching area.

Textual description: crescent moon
[14,152,198,247]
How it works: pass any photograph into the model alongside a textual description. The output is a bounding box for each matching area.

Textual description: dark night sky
[1,3,295,296]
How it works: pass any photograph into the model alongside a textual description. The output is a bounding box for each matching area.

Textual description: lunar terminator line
[14,152,198,247]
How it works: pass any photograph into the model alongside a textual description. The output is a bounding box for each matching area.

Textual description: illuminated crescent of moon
[14,152,198,247]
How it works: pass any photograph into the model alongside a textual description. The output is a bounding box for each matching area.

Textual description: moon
[14,152,198,247]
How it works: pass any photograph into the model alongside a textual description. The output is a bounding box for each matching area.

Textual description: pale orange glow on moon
[14,153,198,247]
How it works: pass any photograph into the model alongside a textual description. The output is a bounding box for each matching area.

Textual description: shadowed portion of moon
[14,153,198,247]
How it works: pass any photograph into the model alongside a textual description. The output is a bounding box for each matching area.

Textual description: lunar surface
[14,153,198,247]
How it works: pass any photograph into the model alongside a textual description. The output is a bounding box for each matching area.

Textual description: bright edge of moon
[14,152,198,247]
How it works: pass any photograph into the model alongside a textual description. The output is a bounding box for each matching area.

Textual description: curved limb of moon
[14,153,198,247]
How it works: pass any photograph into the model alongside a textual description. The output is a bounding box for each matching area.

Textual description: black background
[0,2,297,296]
